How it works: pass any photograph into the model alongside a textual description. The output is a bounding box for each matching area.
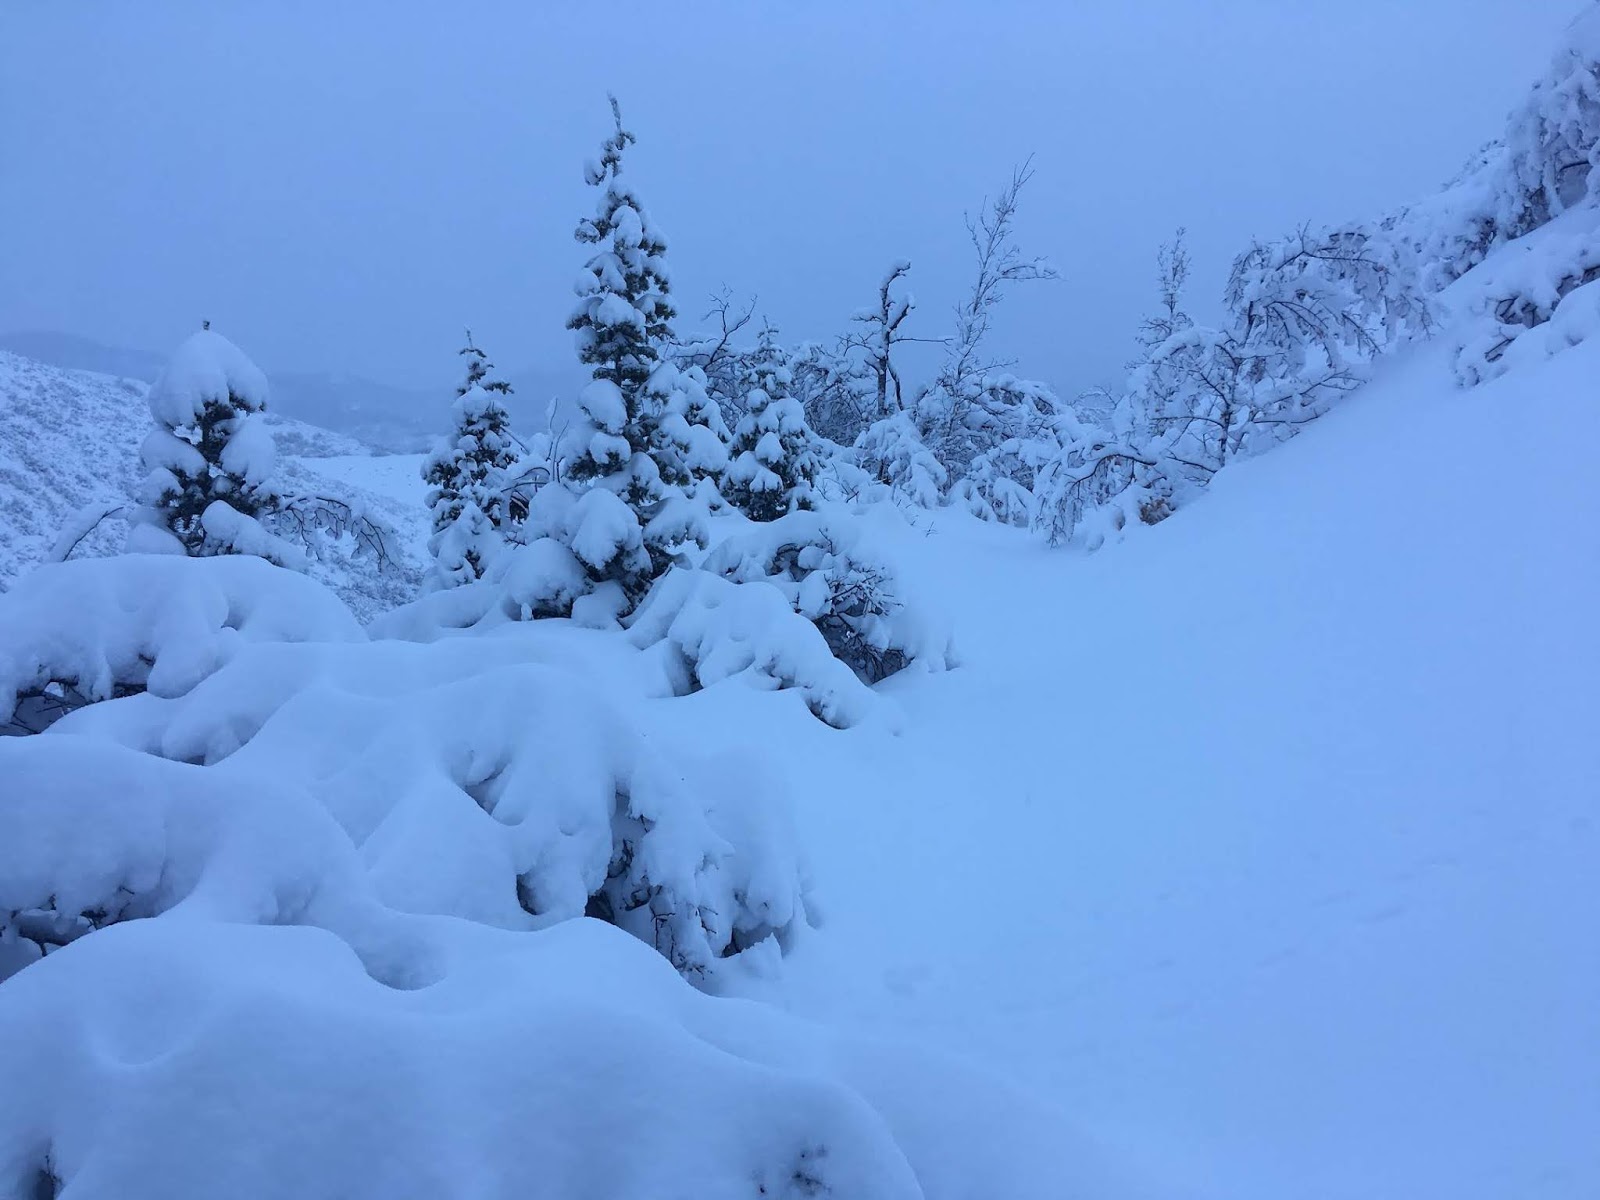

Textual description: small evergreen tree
[422,332,517,586]
[724,323,825,521]
[136,326,294,563]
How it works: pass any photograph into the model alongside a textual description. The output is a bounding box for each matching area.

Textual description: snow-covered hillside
[0,351,428,615]
[779,351,1599,1200]
[1,201,1594,1198]
[2,10,1596,1197]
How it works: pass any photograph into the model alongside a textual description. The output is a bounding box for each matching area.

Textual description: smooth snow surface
[772,336,1600,1199]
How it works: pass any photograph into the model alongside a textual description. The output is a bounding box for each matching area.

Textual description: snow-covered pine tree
[421,332,518,587]
[133,325,297,564]
[854,410,947,509]
[554,96,726,604]
[724,323,825,521]
[455,332,515,402]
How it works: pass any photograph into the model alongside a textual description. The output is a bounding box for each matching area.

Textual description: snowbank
[0,554,363,726]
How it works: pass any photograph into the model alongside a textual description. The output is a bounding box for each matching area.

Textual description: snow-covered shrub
[724,324,825,521]
[1029,412,1166,549]
[1453,208,1600,384]
[703,511,954,684]
[626,568,877,728]
[1,721,1079,1192]
[133,328,299,565]
[1,555,812,984]
[0,554,363,733]
[790,338,874,445]
[422,336,519,587]
[854,411,948,510]
[0,735,381,982]
[933,375,1062,525]
[1377,9,1600,291]
[666,289,760,426]
[919,158,1060,511]
[370,537,593,640]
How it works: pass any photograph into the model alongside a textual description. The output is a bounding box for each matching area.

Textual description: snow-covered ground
[3,82,1598,1198]
[766,332,1600,1198]
[282,268,1599,1195]
[3,317,1591,1197]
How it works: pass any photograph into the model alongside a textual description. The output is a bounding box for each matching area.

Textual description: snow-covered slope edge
[0,350,428,615]
[773,213,1600,1200]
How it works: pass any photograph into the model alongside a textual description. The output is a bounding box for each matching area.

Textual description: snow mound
[370,538,593,639]
[38,614,812,981]
[704,510,956,684]
[0,554,363,728]
[1450,201,1600,384]
[627,566,879,729]
[0,912,1091,1200]
[144,328,270,428]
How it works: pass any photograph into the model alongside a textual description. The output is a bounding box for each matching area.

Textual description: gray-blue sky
[0,1,1583,397]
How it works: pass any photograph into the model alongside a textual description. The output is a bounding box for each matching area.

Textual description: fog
[0,0,1582,400]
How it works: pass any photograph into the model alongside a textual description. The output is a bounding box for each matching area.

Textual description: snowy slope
[756,313,1600,1190]
[0,351,429,613]
[2,212,1596,1200]
[249,232,1595,1195]
[0,351,146,579]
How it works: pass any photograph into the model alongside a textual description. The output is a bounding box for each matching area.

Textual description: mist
[0,0,1581,399]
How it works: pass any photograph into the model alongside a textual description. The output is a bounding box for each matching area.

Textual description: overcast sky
[0,1,1584,398]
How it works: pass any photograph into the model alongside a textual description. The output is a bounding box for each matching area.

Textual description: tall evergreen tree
[553,96,726,602]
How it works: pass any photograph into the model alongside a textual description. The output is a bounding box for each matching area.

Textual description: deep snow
[765,335,1600,1199]
[49,328,1586,1199]
[3,227,1597,1200]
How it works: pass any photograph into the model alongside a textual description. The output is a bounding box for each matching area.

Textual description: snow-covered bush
[1372,9,1600,293]
[0,554,363,733]
[422,336,519,587]
[1453,206,1600,384]
[0,550,815,982]
[854,411,948,510]
[626,568,877,729]
[918,158,1059,510]
[936,375,1062,525]
[45,637,812,981]
[0,735,381,981]
[724,324,825,521]
[133,328,299,565]
[703,511,953,684]
[370,537,593,639]
[790,338,874,445]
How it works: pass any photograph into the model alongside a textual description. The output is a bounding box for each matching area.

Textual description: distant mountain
[0,330,580,454]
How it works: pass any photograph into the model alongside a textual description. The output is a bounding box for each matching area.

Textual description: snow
[2,40,1598,1198]
[0,350,428,616]
[771,333,1600,1200]
[0,554,363,723]
[626,566,879,730]
[144,328,270,427]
